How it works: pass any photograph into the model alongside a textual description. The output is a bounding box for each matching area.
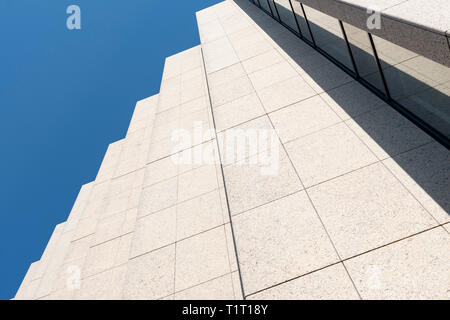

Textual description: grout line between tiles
[163,271,234,300]
[200,45,247,300]
[245,222,448,299]
[230,11,362,296]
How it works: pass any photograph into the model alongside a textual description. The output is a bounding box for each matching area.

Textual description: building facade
[15,0,449,300]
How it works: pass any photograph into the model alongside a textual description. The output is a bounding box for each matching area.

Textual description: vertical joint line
[200,47,247,300]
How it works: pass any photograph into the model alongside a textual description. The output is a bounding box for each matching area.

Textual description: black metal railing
[247,0,450,149]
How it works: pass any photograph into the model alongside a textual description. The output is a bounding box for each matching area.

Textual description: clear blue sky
[0,0,221,300]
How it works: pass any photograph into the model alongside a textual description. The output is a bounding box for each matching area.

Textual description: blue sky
[0,0,221,300]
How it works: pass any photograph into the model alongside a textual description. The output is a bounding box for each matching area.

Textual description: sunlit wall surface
[249,0,450,146]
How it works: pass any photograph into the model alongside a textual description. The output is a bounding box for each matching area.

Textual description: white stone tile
[233,38,273,61]
[19,261,41,287]
[233,192,339,294]
[241,49,285,74]
[107,169,144,197]
[208,63,247,88]
[143,156,178,188]
[64,183,94,233]
[176,189,225,241]
[199,19,226,43]
[127,116,150,136]
[249,263,359,300]
[345,227,450,299]
[82,197,107,221]
[89,180,111,201]
[175,273,235,300]
[309,162,437,259]
[278,37,316,60]
[36,230,74,298]
[93,209,136,246]
[123,245,175,300]
[180,73,203,94]
[181,81,206,104]
[180,96,209,116]
[224,223,238,272]
[175,227,230,292]
[114,157,143,178]
[383,0,450,35]
[95,166,116,184]
[131,206,176,258]
[47,287,76,300]
[158,93,180,112]
[182,66,203,82]
[64,235,93,263]
[115,233,133,265]
[319,81,386,120]
[82,237,120,277]
[346,105,433,159]
[15,279,41,300]
[154,106,179,127]
[402,55,450,84]
[203,37,236,62]
[248,61,297,91]
[178,164,219,202]
[383,142,450,224]
[71,216,99,241]
[102,191,130,218]
[220,10,251,35]
[214,93,266,132]
[296,60,354,93]
[231,271,243,300]
[162,58,182,81]
[35,258,66,299]
[179,108,211,131]
[228,25,265,48]
[96,144,123,182]
[210,75,255,107]
[218,115,275,164]
[176,140,219,175]
[205,54,240,74]
[33,223,66,281]
[146,137,180,164]
[159,74,180,93]
[127,188,142,211]
[285,122,378,187]
[196,8,217,26]
[138,177,178,217]
[151,118,180,143]
[224,148,302,215]
[444,224,450,233]
[53,258,85,293]
[269,95,342,143]
[75,264,127,300]
[257,76,317,112]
